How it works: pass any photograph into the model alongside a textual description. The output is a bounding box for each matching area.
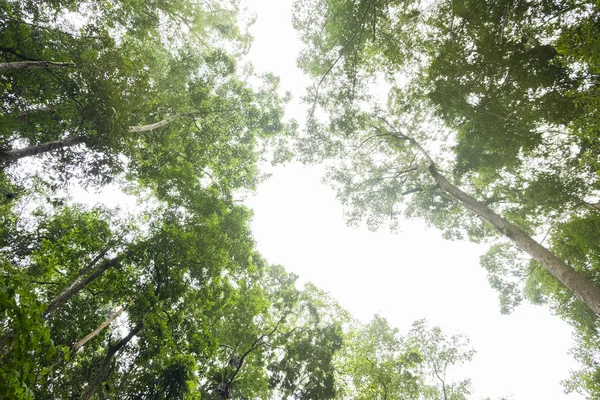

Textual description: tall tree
[1,0,288,203]
[293,0,600,394]
[292,0,600,315]
[0,184,257,398]
[199,264,345,400]
[408,320,474,400]
[337,316,422,400]
[335,316,479,400]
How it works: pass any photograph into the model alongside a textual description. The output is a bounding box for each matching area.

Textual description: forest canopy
[1,0,599,399]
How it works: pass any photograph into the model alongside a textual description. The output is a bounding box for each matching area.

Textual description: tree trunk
[0,114,187,163]
[0,60,74,71]
[0,136,85,162]
[427,164,600,316]
[72,307,124,351]
[81,322,143,400]
[43,256,121,317]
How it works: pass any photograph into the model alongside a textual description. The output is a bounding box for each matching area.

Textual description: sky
[242,0,584,399]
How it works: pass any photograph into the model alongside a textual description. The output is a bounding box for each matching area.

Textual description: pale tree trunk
[43,256,121,317]
[403,136,600,315]
[427,163,600,316]
[72,307,124,351]
[0,136,85,162]
[0,254,123,357]
[0,61,74,71]
[1,114,188,163]
[583,201,600,212]
[81,322,143,400]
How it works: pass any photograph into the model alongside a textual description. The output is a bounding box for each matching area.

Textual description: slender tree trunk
[43,256,121,317]
[72,307,124,351]
[402,135,600,315]
[0,60,74,71]
[426,164,600,316]
[81,322,143,400]
[1,114,188,163]
[0,136,85,162]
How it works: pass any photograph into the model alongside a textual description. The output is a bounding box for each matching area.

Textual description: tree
[199,264,345,400]
[0,2,295,397]
[293,0,600,394]
[291,0,600,315]
[0,181,258,397]
[337,316,422,400]
[1,0,289,203]
[408,320,474,400]
[0,186,347,400]
[335,316,479,400]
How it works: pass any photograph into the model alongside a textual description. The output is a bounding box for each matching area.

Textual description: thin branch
[227,313,289,385]
[72,307,124,351]
[28,279,62,286]
[355,132,398,150]
[308,0,377,121]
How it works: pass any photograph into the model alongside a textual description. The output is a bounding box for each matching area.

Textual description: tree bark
[81,322,143,400]
[0,114,188,163]
[0,136,85,162]
[43,256,121,317]
[72,307,124,351]
[399,134,600,315]
[426,164,600,316]
[0,60,74,71]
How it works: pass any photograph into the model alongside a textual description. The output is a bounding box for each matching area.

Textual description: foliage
[292,0,600,396]
[0,0,289,203]
[3,0,597,398]
[335,316,476,400]
[337,316,422,400]
[408,319,474,400]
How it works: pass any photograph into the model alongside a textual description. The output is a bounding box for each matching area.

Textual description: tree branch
[72,307,124,351]
[0,60,74,71]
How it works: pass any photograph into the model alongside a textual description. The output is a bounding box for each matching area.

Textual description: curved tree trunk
[427,164,600,316]
[0,136,85,162]
[81,322,143,400]
[0,60,74,71]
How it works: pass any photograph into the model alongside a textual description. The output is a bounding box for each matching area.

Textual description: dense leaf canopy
[1,0,598,398]
[292,0,600,397]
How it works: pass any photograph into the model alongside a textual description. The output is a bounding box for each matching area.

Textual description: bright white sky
[242,0,584,399]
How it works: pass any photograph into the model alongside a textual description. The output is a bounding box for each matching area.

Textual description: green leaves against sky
[1,0,599,399]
